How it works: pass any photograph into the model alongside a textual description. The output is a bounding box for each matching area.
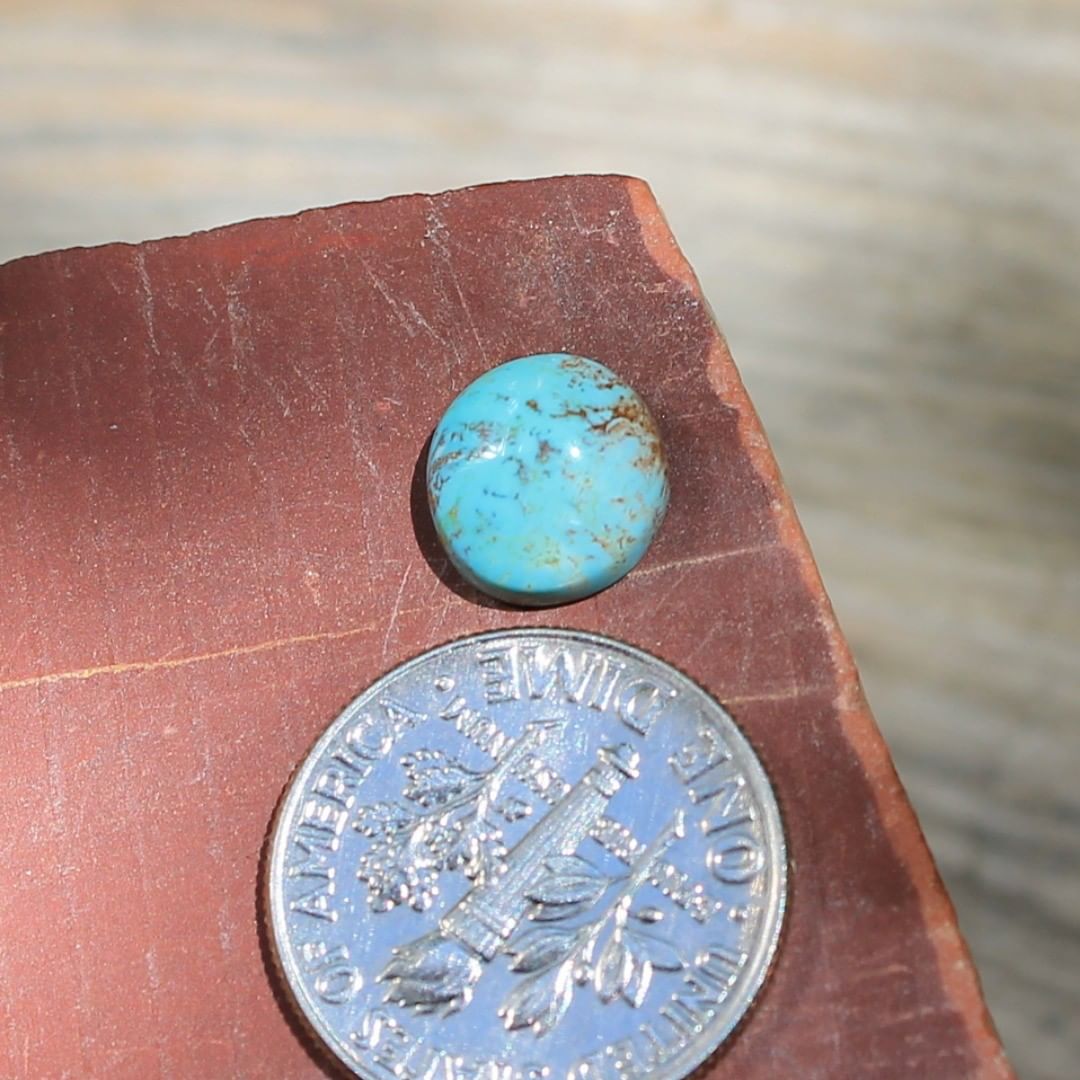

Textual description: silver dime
[268,629,786,1080]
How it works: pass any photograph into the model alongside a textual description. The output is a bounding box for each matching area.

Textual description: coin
[268,629,786,1080]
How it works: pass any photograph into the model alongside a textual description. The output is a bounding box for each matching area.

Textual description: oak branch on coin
[497,811,688,1036]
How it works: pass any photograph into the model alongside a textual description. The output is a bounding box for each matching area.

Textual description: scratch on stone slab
[424,584,456,644]
[682,610,728,669]
[565,195,615,243]
[381,567,413,659]
[354,443,380,482]
[720,683,833,708]
[224,272,252,363]
[426,202,487,363]
[633,542,779,579]
[359,258,419,340]
[0,616,419,695]
[359,258,449,348]
[567,196,587,236]
[41,704,93,1077]
[134,250,160,357]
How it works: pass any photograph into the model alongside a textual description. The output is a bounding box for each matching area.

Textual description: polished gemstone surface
[426,353,669,605]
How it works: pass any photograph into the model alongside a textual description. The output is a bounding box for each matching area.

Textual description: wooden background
[1,2,1076,1077]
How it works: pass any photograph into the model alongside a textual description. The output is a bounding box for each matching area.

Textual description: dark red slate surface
[0,176,1011,1078]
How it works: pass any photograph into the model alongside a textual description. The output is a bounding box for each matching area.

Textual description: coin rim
[268,627,788,1080]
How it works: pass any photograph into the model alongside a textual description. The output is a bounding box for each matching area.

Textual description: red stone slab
[0,176,1011,1078]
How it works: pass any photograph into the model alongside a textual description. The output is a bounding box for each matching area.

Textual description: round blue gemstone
[426,353,669,606]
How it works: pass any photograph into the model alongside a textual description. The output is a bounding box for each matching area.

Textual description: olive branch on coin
[497,813,688,1037]
[354,721,560,912]
[377,782,689,1037]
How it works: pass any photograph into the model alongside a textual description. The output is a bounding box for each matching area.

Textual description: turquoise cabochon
[426,353,669,606]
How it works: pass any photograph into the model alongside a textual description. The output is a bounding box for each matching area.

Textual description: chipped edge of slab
[0,172,641,270]
[624,177,1013,1080]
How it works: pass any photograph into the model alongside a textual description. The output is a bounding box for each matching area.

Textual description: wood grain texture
[0,3,1077,1079]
